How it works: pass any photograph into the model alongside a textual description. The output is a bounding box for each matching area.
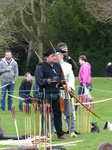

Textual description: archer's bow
[63,86,102,120]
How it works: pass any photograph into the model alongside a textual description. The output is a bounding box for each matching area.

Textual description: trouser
[42,93,64,137]
[75,83,84,111]
[78,83,84,95]
[51,98,75,134]
[63,98,75,133]
[0,81,15,110]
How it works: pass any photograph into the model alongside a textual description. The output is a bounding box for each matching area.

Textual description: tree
[44,0,112,76]
[84,0,112,23]
[0,0,46,74]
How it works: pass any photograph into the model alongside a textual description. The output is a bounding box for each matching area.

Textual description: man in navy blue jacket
[35,47,67,140]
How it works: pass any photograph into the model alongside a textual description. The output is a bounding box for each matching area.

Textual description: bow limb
[62,85,102,120]
[49,40,71,136]
[35,51,43,63]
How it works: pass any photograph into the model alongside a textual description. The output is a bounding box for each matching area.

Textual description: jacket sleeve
[14,61,19,82]
[67,66,75,91]
[35,65,48,86]
[68,58,78,70]
[19,80,26,95]
[0,61,7,73]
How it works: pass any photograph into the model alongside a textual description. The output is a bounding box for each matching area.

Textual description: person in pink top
[78,55,92,95]
[75,55,92,111]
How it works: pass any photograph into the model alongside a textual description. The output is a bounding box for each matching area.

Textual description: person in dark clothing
[19,72,32,111]
[33,82,39,100]
[57,42,77,71]
[35,46,67,140]
[105,62,112,77]
[33,82,41,110]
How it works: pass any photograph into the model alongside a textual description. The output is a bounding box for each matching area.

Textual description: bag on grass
[83,86,94,110]
[84,86,92,99]
[104,121,112,131]
[91,122,100,133]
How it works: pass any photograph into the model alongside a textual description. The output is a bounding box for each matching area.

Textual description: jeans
[0,81,15,110]
[78,83,84,95]
[19,93,29,106]
[75,83,84,111]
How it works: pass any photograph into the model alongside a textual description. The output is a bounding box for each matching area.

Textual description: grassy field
[0,77,112,150]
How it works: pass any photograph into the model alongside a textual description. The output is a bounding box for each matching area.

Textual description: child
[19,72,32,112]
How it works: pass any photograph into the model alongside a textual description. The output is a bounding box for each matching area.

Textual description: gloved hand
[26,97,33,104]
[52,76,60,82]
[47,78,52,85]
[64,55,71,61]
[60,80,67,85]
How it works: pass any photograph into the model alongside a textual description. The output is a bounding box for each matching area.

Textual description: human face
[63,51,68,56]
[55,53,63,61]
[79,59,84,65]
[26,74,32,82]
[61,46,68,56]
[46,54,56,65]
[5,52,12,61]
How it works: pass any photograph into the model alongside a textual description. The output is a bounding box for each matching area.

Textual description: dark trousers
[52,100,64,137]
[42,93,64,137]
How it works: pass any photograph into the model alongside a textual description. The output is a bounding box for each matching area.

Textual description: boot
[19,105,23,112]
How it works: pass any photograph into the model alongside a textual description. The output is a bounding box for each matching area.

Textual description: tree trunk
[26,40,32,67]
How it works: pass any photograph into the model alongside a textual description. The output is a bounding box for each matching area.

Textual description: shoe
[19,105,23,112]
[71,132,77,137]
[0,107,5,111]
[58,134,68,140]
[75,131,80,134]
[8,108,11,111]
[63,130,80,135]
[0,109,4,111]
[54,128,57,133]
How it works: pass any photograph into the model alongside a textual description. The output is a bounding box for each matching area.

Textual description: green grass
[0,77,112,149]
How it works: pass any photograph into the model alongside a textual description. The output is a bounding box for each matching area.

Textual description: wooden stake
[11,105,21,147]
[24,105,26,146]
[29,106,31,139]
[76,95,79,133]
[48,104,52,150]
[39,104,42,150]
